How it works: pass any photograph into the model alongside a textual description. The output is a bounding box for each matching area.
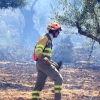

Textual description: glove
[44,57,58,67]
[43,57,50,63]
[57,61,63,70]
[38,55,48,63]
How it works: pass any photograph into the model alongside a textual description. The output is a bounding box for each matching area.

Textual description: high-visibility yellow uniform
[35,33,53,59]
[32,33,63,100]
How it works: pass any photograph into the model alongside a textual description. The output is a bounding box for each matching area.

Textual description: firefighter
[32,22,63,100]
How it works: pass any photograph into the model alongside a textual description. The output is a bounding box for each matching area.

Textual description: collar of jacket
[49,34,53,40]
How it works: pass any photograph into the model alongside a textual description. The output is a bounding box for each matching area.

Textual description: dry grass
[0,88,99,100]
[0,89,31,100]
[0,64,100,100]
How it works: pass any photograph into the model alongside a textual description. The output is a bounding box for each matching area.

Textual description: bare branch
[76,22,100,44]
[31,0,38,10]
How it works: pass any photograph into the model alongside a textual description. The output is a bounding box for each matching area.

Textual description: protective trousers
[32,60,63,100]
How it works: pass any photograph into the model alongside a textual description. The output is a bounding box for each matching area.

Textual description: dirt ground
[0,64,100,100]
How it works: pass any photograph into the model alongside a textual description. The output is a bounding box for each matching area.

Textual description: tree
[52,0,100,43]
[0,0,40,46]
[19,0,40,46]
[0,0,27,9]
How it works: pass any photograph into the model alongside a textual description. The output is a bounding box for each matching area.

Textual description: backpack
[33,33,52,61]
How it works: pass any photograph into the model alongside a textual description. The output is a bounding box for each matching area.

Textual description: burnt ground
[0,62,100,100]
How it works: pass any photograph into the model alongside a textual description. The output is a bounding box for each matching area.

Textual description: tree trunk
[20,0,40,47]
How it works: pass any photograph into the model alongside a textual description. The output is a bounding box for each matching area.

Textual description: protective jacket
[34,33,53,59]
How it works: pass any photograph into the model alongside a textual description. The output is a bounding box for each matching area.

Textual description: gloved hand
[43,57,50,63]
[44,57,58,67]
[38,55,48,63]
[57,61,63,70]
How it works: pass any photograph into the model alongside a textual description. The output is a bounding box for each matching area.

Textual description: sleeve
[35,35,48,58]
